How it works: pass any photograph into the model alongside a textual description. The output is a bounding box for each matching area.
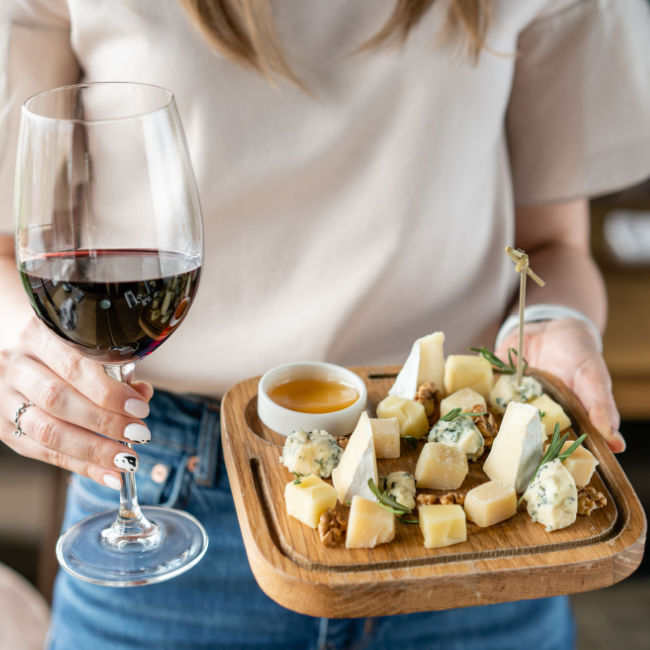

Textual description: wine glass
[14,82,208,586]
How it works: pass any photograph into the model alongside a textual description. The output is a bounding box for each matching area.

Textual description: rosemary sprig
[367,478,416,524]
[470,346,528,375]
[439,407,488,422]
[403,435,421,450]
[517,423,587,504]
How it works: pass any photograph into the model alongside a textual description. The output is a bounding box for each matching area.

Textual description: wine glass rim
[22,81,175,125]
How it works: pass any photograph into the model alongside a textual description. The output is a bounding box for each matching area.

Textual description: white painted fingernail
[124,399,149,418]
[114,452,138,472]
[124,423,151,444]
[103,473,122,490]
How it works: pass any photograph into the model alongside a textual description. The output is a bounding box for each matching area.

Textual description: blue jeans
[48,389,576,649]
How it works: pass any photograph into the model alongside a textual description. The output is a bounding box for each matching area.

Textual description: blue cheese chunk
[427,416,484,462]
[488,374,543,414]
[523,459,577,532]
[381,471,416,511]
[280,429,343,478]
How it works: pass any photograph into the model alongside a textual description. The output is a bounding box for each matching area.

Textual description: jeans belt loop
[195,401,221,487]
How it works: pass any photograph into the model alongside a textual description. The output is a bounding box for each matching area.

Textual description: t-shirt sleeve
[0,0,79,234]
[506,0,650,205]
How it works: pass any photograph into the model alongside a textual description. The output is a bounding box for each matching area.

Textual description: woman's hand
[496,318,625,453]
[0,316,154,489]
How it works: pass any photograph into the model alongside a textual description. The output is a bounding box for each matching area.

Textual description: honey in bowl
[268,379,359,414]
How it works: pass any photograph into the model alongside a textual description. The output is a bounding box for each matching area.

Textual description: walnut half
[470,404,497,449]
[318,506,348,547]
[577,486,607,516]
[415,382,439,425]
[416,491,466,507]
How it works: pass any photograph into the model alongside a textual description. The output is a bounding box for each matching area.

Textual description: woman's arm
[496,199,624,452]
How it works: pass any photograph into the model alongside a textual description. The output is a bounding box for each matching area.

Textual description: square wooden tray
[220,366,646,618]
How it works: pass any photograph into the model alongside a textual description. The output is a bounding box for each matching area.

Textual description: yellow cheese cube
[419,504,467,548]
[463,480,517,527]
[439,387,486,418]
[558,441,598,488]
[530,394,572,439]
[346,496,396,548]
[376,395,428,439]
[444,355,494,398]
[370,417,400,459]
[284,474,338,529]
[415,442,468,489]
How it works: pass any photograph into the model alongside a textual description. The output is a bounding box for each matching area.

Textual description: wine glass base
[56,506,208,587]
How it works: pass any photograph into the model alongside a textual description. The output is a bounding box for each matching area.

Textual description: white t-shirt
[1,0,649,396]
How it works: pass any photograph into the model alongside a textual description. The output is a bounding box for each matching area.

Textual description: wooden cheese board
[220,366,646,618]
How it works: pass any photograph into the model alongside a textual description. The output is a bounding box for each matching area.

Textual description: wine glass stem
[102,362,161,550]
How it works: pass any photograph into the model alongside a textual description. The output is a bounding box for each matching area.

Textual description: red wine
[20,249,201,363]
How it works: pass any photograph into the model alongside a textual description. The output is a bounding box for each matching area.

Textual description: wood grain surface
[220,366,647,618]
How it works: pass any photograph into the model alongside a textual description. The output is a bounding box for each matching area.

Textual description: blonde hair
[179,0,492,86]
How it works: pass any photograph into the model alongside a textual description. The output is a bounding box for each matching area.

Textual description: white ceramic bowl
[257,361,367,437]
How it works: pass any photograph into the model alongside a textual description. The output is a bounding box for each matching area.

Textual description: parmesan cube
[284,475,338,529]
[439,388,486,418]
[370,417,400,459]
[444,355,494,398]
[415,442,468,489]
[464,480,517,527]
[557,441,598,488]
[529,394,572,439]
[346,495,396,548]
[419,504,467,548]
[376,396,428,439]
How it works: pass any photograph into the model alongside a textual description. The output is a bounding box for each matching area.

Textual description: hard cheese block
[332,412,378,504]
[439,388,486,418]
[370,417,400,459]
[464,480,517,527]
[483,401,543,493]
[284,475,338,529]
[376,396,428,439]
[530,394,572,439]
[415,442,468,489]
[346,496,396,548]
[419,504,467,549]
[558,441,598,488]
[389,332,445,399]
[444,355,494,398]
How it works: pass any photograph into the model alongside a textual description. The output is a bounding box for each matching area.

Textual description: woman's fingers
[572,355,625,453]
[2,350,151,444]
[16,318,151,418]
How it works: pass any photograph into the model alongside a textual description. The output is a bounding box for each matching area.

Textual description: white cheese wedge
[389,332,445,399]
[482,401,543,493]
[331,411,378,504]
[444,355,494,398]
[439,388,486,418]
[346,496,396,548]
[523,459,578,532]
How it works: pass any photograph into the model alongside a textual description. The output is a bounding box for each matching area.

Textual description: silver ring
[13,401,34,439]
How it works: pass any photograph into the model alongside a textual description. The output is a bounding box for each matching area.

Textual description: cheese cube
[488,374,543,414]
[558,441,598,488]
[332,412,378,504]
[439,388,486,418]
[415,442,468,489]
[483,401,543,493]
[370,417,400,459]
[523,459,577,532]
[389,332,445,399]
[346,495,396,548]
[464,480,517,527]
[376,395,428,439]
[529,394,572,439]
[419,504,467,548]
[444,355,494,398]
[284,475,338,529]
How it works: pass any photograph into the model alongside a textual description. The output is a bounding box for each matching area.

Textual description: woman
[1,1,649,648]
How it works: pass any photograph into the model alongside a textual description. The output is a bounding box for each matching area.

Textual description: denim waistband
[146,388,221,488]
